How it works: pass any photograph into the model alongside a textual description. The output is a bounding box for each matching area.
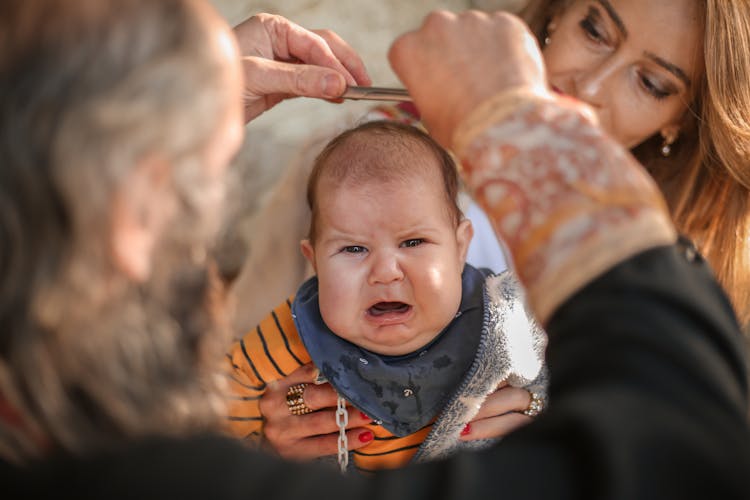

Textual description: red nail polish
[359,411,371,421]
[460,424,471,436]
[358,431,374,443]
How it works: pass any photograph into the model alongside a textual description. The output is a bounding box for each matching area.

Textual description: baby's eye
[342,245,367,254]
[400,238,425,248]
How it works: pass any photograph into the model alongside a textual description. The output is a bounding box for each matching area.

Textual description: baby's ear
[300,239,317,273]
[456,218,474,263]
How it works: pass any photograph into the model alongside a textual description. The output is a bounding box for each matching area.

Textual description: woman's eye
[342,245,367,254]
[579,16,605,44]
[401,238,425,248]
[639,74,671,100]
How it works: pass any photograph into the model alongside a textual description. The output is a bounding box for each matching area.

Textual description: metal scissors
[340,86,412,102]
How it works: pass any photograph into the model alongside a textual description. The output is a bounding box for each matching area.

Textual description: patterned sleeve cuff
[453,88,677,323]
[451,87,572,159]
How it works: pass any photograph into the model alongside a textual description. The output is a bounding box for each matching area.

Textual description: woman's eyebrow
[597,0,628,38]
[595,1,691,89]
[644,51,691,88]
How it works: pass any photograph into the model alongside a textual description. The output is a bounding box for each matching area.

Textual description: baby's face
[301,167,472,356]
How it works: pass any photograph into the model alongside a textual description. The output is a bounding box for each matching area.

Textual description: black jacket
[3,244,749,499]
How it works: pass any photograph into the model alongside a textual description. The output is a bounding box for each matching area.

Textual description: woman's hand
[233,14,372,122]
[459,382,535,441]
[259,363,375,460]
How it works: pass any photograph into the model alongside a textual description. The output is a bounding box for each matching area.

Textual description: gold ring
[286,383,313,416]
[523,391,544,417]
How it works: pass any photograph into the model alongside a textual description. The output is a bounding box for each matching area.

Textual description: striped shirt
[225,298,431,471]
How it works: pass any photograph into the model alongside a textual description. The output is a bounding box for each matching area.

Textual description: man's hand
[388,10,548,147]
[234,14,372,122]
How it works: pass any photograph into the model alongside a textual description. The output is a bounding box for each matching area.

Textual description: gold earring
[661,135,676,157]
[545,22,556,46]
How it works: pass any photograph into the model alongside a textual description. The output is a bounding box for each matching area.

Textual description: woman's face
[544,0,704,148]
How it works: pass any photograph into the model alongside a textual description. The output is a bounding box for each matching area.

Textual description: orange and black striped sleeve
[223,297,311,443]
[224,297,432,468]
[352,422,433,472]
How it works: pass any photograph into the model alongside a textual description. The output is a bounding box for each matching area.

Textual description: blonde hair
[521,0,750,326]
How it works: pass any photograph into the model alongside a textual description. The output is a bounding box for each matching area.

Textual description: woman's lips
[550,85,584,105]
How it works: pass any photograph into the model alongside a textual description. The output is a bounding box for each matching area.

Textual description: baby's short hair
[306,120,462,243]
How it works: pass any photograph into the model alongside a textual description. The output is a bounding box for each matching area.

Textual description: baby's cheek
[424,271,463,317]
[318,286,355,333]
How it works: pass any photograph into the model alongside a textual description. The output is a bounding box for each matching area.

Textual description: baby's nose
[368,251,404,285]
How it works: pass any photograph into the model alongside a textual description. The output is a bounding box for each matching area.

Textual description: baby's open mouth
[368,301,411,316]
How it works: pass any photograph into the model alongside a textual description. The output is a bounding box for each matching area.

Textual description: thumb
[243,56,347,100]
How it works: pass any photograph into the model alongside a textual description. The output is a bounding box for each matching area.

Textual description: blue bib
[292,264,489,436]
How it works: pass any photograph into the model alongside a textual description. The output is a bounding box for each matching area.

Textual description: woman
[244,0,750,461]
[522,0,750,326]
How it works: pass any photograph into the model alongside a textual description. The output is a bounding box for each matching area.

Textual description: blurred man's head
[0,0,243,461]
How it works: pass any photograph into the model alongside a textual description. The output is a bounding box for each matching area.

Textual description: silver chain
[313,370,349,474]
[335,394,349,473]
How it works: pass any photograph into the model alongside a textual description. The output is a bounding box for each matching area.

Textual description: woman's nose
[368,251,404,285]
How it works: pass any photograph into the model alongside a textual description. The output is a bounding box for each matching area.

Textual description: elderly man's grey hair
[0,0,234,462]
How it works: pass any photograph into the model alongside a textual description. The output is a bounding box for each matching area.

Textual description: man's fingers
[257,14,358,86]
[282,23,358,86]
[235,13,367,120]
[389,10,550,148]
[312,29,371,86]
[459,413,532,442]
[242,56,346,99]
